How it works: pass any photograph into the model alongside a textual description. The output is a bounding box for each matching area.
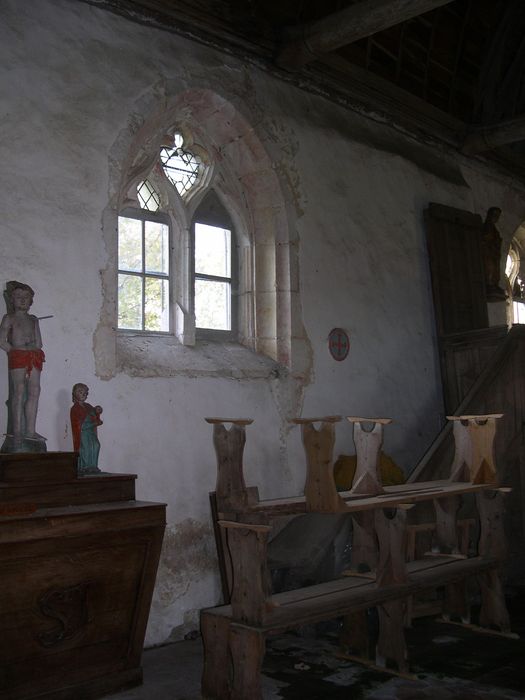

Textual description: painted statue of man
[481,207,506,300]
[0,281,46,450]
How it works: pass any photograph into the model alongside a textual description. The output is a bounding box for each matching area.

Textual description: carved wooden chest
[0,453,165,700]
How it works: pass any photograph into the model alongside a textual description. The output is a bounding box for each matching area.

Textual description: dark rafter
[462,115,525,154]
[276,0,455,70]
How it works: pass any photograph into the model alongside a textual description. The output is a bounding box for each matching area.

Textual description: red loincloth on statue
[8,348,45,375]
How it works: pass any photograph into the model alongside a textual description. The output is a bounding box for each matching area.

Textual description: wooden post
[447,414,502,484]
[292,416,347,512]
[201,612,231,700]
[341,610,370,658]
[433,496,460,554]
[374,506,409,673]
[347,417,391,495]
[520,440,525,539]
[442,518,476,623]
[229,624,266,700]
[375,506,409,588]
[443,581,470,623]
[478,569,511,633]
[206,418,255,511]
[350,510,378,573]
[476,488,512,633]
[376,599,408,673]
[219,520,272,626]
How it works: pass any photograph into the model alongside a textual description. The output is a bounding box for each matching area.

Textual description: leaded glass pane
[195,279,231,330]
[145,221,169,274]
[145,277,170,332]
[118,217,142,271]
[160,145,202,196]
[195,223,231,277]
[118,274,143,329]
[137,180,161,212]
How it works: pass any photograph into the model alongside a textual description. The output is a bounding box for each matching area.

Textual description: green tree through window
[118,211,170,331]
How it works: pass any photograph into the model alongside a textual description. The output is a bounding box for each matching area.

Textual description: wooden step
[0,472,137,509]
[0,451,77,482]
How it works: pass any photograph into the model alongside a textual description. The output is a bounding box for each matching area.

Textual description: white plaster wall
[1,0,525,645]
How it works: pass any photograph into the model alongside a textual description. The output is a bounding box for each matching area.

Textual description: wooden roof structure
[82,0,525,179]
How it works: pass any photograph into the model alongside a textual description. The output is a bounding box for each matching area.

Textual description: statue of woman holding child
[70,383,103,474]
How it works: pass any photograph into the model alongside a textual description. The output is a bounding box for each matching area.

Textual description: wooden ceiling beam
[276,0,455,70]
[462,115,525,154]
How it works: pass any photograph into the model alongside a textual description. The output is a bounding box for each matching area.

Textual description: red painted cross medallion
[328,327,350,361]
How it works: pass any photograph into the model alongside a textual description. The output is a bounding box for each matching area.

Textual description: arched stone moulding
[96,83,308,378]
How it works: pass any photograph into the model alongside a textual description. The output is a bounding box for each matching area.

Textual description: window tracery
[160,132,203,197]
[98,88,304,380]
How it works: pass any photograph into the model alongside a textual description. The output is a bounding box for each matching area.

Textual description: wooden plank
[406,555,461,573]
[0,452,77,483]
[0,473,137,509]
[219,520,271,533]
[274,575,373,606]
[244,480,496,517]
[347,416,392,424]
[291,415,341,424]
[336,651,416,680]
[244,484,443,515]
[205,417,253,425]
[0,502,166,545]
[204,555,499,634]
[437,618,519,639]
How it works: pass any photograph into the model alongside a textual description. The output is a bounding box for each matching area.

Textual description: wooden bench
[201,414,514,699]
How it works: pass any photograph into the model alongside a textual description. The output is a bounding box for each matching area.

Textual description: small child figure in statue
[70,383,103,474]
[0,281,46,451]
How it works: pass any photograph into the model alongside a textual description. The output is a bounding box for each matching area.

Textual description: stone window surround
[95,87,307,380]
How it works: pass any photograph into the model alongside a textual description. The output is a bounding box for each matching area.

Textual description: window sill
[116,333,282,379]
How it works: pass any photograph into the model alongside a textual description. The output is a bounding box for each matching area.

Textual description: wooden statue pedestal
[0,452,166,700]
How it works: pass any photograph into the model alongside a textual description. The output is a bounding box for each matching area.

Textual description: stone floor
[106,590,525,700]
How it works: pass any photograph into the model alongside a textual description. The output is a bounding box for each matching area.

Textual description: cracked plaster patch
[160,519,216,587]
[150,519,217,640]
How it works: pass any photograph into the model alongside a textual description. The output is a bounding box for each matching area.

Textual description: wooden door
[425,202,488,335]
